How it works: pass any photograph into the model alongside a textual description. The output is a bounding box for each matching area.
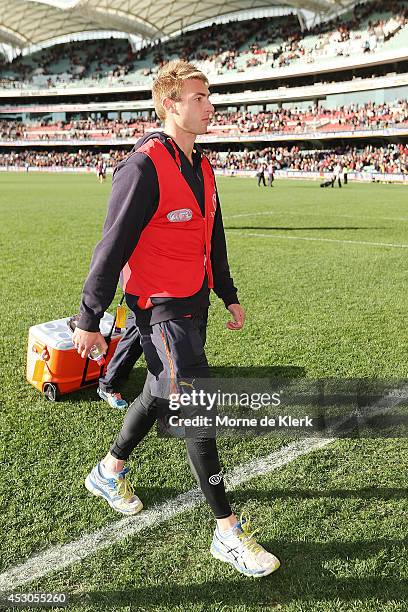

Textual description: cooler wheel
[43,383,59,402]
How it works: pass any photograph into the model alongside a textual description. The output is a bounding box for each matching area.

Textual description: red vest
[122,138,216,301]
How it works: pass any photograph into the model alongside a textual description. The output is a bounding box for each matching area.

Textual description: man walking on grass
[73,59,280,578]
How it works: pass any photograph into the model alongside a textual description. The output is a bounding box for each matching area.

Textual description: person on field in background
[267,161,275,187]
[331,162,343,188]
[96,159,107,183]
[343,163,349,184]
[257,162,266,186]
[73,59,280,578]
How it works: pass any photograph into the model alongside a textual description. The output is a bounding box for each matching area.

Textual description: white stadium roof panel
[0,0,357,50]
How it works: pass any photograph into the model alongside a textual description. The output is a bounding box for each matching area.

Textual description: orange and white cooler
[26,313,123,401]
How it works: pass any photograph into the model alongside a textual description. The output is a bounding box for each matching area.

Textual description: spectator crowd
[1,100,407,142]
[208,100,408,135]
[0,117,160,141]
[207,143,408,174]
[1,143,406,175]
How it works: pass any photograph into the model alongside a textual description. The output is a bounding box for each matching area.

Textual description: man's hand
[72,328,108,359]
[226,304,245,330]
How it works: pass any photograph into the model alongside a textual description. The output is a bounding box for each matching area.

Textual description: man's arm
[210,193,238,307]
[73,153,158,356]
[210,192,245,330]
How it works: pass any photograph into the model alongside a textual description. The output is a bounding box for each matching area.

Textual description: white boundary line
[0,437,332,590]
[229,231,408,249]
[224,210,408,223]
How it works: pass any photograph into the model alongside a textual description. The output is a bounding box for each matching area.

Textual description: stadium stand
[1,143,406,176]
[0,118,160,141]
[1,100,407,142]
[207,143,408,174]
[1,1,407,89]
[210,100,408,133]
[0,0,407,182]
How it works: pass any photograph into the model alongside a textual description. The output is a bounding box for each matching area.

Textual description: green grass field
[0,173,407,611]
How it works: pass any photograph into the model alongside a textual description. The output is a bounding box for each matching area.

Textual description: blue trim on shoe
[85,462,143,516]
[97,387,128,409]
[87,466,118,498]
[87,475,118,501]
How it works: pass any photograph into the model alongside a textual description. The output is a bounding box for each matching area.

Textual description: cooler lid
[28,312,121,351]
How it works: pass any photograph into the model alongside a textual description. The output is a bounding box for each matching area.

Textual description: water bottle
[67,315,106,365]
[89,344,106,366]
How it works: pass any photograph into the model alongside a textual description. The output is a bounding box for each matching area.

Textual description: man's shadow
[70,535,408,607]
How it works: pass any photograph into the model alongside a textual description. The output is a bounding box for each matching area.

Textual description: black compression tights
[110,384,232,519]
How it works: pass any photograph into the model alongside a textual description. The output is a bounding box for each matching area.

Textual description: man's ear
[162,97,174,115]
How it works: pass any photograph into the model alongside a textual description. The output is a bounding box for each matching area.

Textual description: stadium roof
[0,0,356,51]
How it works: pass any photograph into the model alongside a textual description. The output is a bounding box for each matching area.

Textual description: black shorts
[138,309,209,401]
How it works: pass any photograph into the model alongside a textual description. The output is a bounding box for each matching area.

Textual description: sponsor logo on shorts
[209,471,224,485]
[167,208,193,222]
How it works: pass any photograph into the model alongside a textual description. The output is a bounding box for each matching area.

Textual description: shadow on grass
[211,366,306,378]
[56,369,147,403]
[68,537,408,606]
[55,365,306,403]
[229,487,408,502]
[225,226,385,231]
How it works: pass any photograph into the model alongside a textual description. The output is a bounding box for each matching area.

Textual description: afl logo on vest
[167,208,193,222]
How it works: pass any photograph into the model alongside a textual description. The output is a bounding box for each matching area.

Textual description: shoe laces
[109,467,134,501]
[237,512,263,555]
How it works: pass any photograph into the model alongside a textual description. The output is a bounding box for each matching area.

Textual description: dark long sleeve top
[78,131,238,331]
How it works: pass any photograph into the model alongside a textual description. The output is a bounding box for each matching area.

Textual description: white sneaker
[97,387,128,410]
[85,462,143,515]
[210,513,280,577]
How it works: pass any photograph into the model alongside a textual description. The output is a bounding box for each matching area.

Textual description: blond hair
[152,59,209,121]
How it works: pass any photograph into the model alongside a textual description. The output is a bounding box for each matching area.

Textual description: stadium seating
[1,100,406,141]
[207,142,408,173]
[1,1,407,90]
[0,3,407,181]
[1,143,407,175]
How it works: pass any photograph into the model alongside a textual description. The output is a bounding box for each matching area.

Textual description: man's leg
[185,437,232,519]
[85,324,165,514]
[155,313,280,576]
[98,312,143,408]
[99,312,143,393]
[103,319,171,465]
[140,312,235,525]
[84,380,156,515]
[164,323,233,521]
[105,375,163,459]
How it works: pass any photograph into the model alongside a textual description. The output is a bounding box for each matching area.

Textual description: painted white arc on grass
[224,210,408,223]
[0,438,333,590]
[231,231,408,249]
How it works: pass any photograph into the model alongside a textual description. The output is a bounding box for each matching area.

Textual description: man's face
[166,78,214,135]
